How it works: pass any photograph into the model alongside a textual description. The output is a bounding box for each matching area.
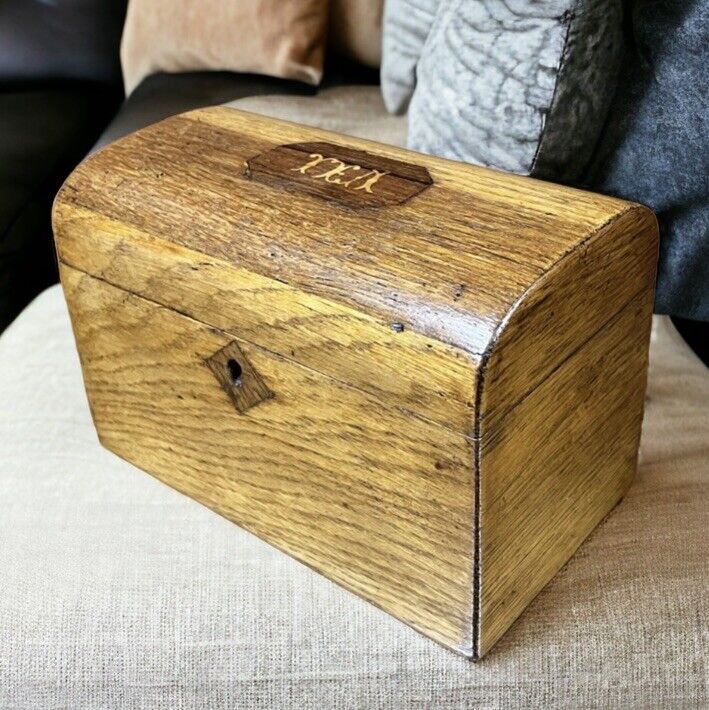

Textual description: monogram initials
[246,142,432,207]
[292,153,389,194]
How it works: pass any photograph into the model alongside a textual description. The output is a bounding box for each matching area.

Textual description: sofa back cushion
[121,0,329,95]
[0,0,127,84]
[329,0,384,69]
[586,0,709,322]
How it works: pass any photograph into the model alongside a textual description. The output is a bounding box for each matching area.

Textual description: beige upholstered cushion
[225,86,407,147]
[1,286,705,708]
[0,91,706,707]
[120,0,329,95]
[329,0,384,68]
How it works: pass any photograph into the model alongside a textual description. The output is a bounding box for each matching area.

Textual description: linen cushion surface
[120,0,329,95]
[330,0,384,69]
[227,86,408,148]
[0,281,705,709]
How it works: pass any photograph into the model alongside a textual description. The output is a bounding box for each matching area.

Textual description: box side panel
[54,204,478,437]
[60,264,477,656]
[479,289,654,655]
[477,207,657,657]
[480,206,659,430]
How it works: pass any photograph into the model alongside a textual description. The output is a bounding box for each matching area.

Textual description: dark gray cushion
[585,0,708,322]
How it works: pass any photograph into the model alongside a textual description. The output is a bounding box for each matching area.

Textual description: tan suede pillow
[120,0,329,95]
[329,0,383,68]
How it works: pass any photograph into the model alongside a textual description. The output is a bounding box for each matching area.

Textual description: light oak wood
[479,288,654,655]
[53,206,478,434]
[53,107,658,658]
[61,264,475,653]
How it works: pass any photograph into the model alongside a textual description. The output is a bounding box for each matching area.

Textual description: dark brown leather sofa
[0,0,377,333]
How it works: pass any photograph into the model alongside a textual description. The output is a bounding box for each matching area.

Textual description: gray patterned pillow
[380,0,439,114]
[407,0,624,181]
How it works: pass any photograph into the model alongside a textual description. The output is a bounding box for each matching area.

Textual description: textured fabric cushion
[380,0,439,114]
[120,0,329,95]
[1,286,706,708]
[407,0,624,182]
[330,0,384,69]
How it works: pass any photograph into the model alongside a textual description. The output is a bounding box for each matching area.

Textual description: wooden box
[53,108,658,659]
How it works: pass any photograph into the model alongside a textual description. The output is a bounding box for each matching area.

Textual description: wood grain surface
[54,107,659,658]
[61,264,477,655]
[56,106,632,356]
[478,288,655,655]
[53,205,478,435]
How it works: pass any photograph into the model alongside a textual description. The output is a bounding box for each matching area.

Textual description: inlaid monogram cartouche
[245,142,432,208]
[291,153,389,194]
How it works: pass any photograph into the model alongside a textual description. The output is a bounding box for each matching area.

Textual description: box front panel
[61,264,477,655]
[54,204,479,437]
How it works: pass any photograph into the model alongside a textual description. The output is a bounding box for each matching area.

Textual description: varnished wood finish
[53,107,658,658]
[54,207,477,434]
[478,288,655,655]
[61,264,476,654]
[56,107,634,355]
